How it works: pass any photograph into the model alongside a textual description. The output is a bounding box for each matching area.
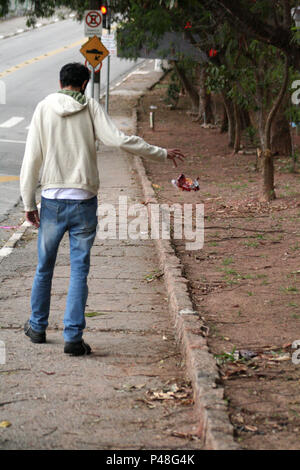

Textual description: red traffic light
[100,5,107,14]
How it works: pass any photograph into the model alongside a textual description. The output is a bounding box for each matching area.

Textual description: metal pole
[98,69,101,102]
[105,0,111,114]
[105,55,110,114]
[91,67,95,99]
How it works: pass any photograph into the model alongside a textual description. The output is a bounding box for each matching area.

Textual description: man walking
[21,62,185,356]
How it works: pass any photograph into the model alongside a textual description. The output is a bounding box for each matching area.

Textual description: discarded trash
[171,174,200,192]
[144,270,164,282]
[239,349,258,361]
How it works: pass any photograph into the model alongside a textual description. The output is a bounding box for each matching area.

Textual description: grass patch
[280,286,299,294]
[244,240,259,248]
[85,312,108,317]
[222,257,234,266]
[214,347,238,365]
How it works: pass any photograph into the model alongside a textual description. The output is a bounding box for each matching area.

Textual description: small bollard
[149,105,157,131]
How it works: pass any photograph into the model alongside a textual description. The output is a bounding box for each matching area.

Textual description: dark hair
[60,63,90,88]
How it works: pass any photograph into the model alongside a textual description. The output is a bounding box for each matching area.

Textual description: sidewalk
[0,61,202,450]
[0,60,237,450]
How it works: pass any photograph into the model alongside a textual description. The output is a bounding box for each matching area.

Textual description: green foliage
[116,2,177,60]
[245,126,257,145]
[0,0,9,17]
[1,0,299,151]
[206,64,229,93]
[214,347,238,365]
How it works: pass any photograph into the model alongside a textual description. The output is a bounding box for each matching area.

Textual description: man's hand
[25,210,40,228]
[166,148,186,167]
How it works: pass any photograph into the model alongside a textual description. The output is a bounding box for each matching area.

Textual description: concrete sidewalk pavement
[0,61,203,451]
[0,60,237,450]
[0,149,202,450]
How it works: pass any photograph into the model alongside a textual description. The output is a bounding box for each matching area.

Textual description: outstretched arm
[90,100,187,164]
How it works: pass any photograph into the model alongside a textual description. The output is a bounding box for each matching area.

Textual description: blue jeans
[30,196,98,343]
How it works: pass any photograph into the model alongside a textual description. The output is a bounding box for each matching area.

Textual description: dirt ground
[136,73,300,450]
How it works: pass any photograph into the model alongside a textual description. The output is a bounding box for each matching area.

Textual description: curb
[132,109,240,450]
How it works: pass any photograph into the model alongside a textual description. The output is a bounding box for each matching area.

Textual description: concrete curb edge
[131,108,240,450]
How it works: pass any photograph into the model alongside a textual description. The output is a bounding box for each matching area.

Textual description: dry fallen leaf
[171,431,200,441]
[149,391,176,400]
[0,421,11,428]
[268,354,290,362]
[136,398,156,409]
[222,364,248,380]
[244,425,258,432]
[41,370,55,375]
[146,383,191,402]
[233,413,244,425]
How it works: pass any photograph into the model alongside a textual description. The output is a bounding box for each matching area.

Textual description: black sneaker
[24,320,46,344]
[64,340,91,356]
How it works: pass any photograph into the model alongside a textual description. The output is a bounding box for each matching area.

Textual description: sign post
[82,8,112,109]
[105,2,111,114]
[80,35,109,104]
[84,10,103,102]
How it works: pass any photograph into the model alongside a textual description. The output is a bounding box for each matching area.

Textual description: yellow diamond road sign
[80,35,109,68]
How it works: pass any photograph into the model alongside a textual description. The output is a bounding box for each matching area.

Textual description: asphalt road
[0,18,143,221]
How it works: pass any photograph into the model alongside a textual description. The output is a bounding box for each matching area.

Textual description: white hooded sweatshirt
[20,92,167,211]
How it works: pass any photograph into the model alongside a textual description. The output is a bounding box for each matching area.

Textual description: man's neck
[62,86,81,92]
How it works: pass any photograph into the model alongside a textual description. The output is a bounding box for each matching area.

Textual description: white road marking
[0,246,13,257]
[0,206,39,260]
[0,117,25,128]
[0,138,26,144]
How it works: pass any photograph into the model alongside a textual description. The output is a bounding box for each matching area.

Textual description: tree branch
[202,0,300,66]
[265,53,290,149]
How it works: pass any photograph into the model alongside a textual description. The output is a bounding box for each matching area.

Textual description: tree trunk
[240,109,251,130]
[261,55,289,202]
[220,103,228,133]
[222,94,235,147]
[172,61,199,112]
[199,67,214,124]
[233,103,241,152]
[262,149,275,201]
[271,101,292,157]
